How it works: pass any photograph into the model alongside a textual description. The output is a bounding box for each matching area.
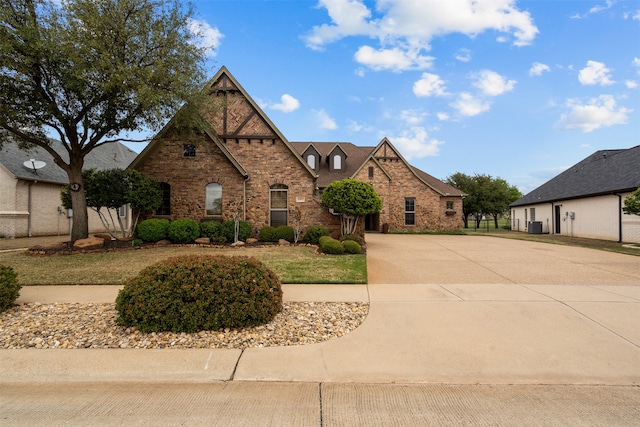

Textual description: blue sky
[137,0,640,194]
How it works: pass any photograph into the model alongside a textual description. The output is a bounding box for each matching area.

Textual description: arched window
[156,182,171,216]
[205,183,222,217]
[270,184,288,227]
[306,154,316,169]
[333,154,342,170]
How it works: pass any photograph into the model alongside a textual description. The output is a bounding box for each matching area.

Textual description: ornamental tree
[321,179,382,236]
[62,168,162,238]
[0,0,207,240]
[623,188,640,216]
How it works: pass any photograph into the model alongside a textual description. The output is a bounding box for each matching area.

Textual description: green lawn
[0,245,367,285]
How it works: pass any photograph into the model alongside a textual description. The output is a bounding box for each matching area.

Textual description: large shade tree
[623,188,640,217]
[0,0,207,240]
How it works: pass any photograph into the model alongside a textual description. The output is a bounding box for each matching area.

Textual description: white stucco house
[509,145,640,243]
[0,140,137,238]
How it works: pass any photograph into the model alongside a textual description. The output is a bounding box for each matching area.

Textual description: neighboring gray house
[0,140,137,238]
[510,145,640,243]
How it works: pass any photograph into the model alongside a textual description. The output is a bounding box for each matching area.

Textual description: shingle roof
[510,145,640,207]
[290,141,465,197]
[0,139,138,185]
[290,141,373,187]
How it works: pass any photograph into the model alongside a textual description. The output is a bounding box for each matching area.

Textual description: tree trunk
[67,164,89,241]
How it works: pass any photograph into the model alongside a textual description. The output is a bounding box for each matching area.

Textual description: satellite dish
[23,159,46,175]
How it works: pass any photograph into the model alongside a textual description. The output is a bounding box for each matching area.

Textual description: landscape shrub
[200,221,226,244]
[342,239,361,254]
[135,218,169,242]
[167,219,200,243]
[275,225,295,242]
[302,225,329,244]
[221,220,252,243]
[340,233,365,245]
[0,265,20,313]
[115,255,283,333]
[319,236,345,255]
[258,226,278,242]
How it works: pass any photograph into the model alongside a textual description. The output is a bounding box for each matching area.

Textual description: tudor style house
[510,145,640,243]
[129,66,464,236]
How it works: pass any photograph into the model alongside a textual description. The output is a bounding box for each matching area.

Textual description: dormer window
[306,154,316,169]
[333,154,342,170]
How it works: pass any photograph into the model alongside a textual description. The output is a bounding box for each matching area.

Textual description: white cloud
[529,62,550,76]
[626,80,638,89]
[571,0,614,19]
[413,73,448,97]
[473,70,516,96]
[451,92,491,116]
[555,95,632,132]
[187,19,223,56]
[305,0,538,71]
[354,46,434,72]
[437,112,450,121]
[385,127,443,160]
[455,48,471,62]
[399,109,427,125]
[578,60,614,86]
[633,57,640,74]
[269,94,300,113]
[314,109,338,130]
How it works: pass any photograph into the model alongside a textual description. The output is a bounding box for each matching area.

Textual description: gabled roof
[510,145,640,207]
[291,138,465,197]
[128,115,248,177]
[290,141,373,187]
[0,139,137,185]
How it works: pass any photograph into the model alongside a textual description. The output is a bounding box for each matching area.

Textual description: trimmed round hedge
[167,219,200,243]
[0,265,21,313]
[135,218,169,242]
[115,255,282,333]
[302,225,329,244]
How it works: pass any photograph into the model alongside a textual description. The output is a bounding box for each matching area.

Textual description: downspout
[616,194,622,243]
[550,202,554,235]
[243,175,250,221]
[27,182,33,237]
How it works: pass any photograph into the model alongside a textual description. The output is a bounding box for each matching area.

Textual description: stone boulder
[246,238,258,245]
[195,237,211,245]
[231,241,245,247]
[278,239,291,246]
[73,236,104,250]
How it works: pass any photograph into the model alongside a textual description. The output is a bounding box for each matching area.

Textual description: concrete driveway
[233,234,640,384]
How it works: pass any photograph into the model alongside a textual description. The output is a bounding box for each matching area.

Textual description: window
[118,205,127,218]
[405,198,415,226]
[333,154,342,170]
[205,183,222,217]
[368,166,374,178]
[183,144,196,157]
[157,183,171,216]
[270,184,288,227]
[530,208,536,222]
[446,201,454,210]
[306,154,316,169]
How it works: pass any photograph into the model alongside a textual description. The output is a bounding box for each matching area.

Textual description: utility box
[528,221,542,234]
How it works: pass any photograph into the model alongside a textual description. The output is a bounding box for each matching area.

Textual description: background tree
[623,188,640,216]
[0,0,207,240]
[321,179,382,237]
[62,169,162,238]
[446,173,522,228]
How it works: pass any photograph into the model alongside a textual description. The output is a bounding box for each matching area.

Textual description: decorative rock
[246,238,258,244]
[195,237,210,244]
[231,241,245,247]
[73,236,104,250]
[156,239,172,246]
[278,239,290,246]
[94,233,113,242]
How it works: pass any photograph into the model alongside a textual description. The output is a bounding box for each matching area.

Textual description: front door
[365,213,380,231]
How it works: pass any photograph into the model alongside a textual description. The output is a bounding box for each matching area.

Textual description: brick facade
[129,66,463,237]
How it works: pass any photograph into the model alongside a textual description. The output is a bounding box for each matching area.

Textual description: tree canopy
[445,172,522,228]
[0,0,207,240]
[623,188,640,217]
[321,179,382,236]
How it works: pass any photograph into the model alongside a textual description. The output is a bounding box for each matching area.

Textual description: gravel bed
[0,302,369,350]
